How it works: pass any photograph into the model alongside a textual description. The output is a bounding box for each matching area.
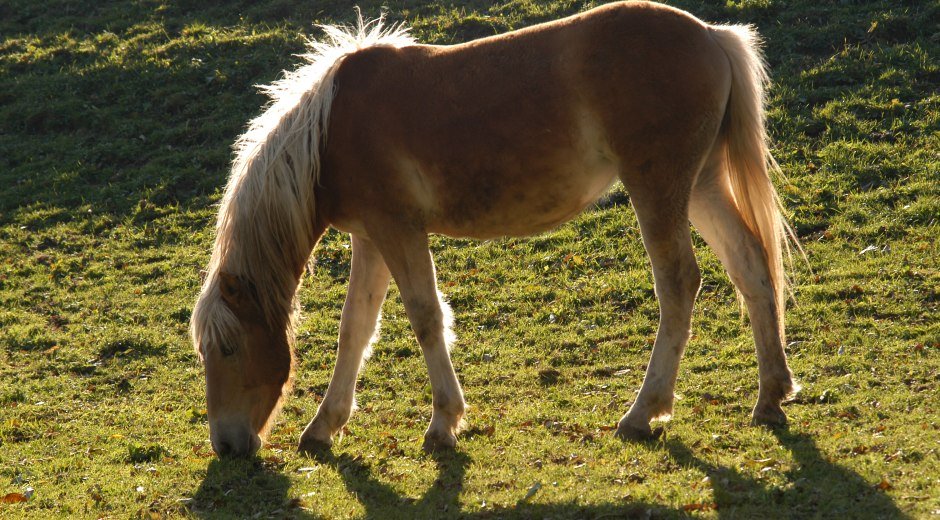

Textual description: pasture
[0,0,937,518]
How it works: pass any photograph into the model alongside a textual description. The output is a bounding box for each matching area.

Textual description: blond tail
[709,25,792,340]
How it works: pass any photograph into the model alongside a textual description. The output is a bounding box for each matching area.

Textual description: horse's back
[321,1,731,238]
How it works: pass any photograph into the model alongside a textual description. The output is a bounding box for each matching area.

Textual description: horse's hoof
[422,430,457,453]
[751,404,788,427]
[298,435,333,457]
[615,422,664,442]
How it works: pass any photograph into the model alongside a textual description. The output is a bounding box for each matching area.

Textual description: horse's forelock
[191,282,243,359]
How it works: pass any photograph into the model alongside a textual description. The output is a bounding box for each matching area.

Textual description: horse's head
[191,272,292,457]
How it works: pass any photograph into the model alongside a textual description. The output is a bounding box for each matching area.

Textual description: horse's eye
[220,344,236,356]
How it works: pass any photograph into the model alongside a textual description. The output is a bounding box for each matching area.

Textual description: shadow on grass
[318,449,472,517]
[311,447,669,519]
[190,456,318,519]
[0,0,353,231]
[665,428,909,519]
[187,426,907,518]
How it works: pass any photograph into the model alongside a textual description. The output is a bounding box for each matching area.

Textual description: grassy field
[1,0,937,518]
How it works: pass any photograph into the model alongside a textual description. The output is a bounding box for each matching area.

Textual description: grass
[0,0,937,518]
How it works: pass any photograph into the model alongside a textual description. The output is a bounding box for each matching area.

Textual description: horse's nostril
[216,440,233,457]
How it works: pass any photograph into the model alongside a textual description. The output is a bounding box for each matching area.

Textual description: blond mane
[191,15,414,355]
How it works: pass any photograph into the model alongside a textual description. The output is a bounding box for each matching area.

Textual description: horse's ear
[218,272,249,313]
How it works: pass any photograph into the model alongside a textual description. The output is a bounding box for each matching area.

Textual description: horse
[191,0,799,457]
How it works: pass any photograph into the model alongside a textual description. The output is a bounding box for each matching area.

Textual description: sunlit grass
[0,0,937,518]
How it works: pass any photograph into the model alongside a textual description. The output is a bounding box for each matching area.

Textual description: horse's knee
[657,259,700,310]
[680,261,702,299]
[410,303,444,347]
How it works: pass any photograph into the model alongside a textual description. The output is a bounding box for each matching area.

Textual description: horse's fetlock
[312,400,354,434]
[446,398,466,420]
[299,417,335,450]
[432,390,465,419]
[760,369,796,404]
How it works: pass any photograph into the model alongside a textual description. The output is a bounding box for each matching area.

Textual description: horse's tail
[708,25,793,336]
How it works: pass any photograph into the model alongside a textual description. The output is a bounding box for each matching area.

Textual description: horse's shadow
[305,447,667,518]
[313,448,472,518]
[189,427,908,518]
[189,456,319,519]
[664,427,908,519]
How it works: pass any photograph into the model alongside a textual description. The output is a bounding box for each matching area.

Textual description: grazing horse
[191,1,798,457]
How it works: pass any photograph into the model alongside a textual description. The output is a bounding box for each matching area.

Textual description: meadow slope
[0,0,937,518]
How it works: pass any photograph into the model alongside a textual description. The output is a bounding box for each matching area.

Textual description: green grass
[1,0,938,518]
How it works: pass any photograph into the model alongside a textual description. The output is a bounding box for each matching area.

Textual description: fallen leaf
[876,479,893,491]
[1,493,28,504]
[683,502,717,512]
[191,444,213,458]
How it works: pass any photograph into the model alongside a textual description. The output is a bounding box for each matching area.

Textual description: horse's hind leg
[370,226,466,452]
[616,183,701,440]
[299,234,391,452]
[689,160,796,426]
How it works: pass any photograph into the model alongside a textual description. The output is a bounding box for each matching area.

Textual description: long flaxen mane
[191,16,415,357]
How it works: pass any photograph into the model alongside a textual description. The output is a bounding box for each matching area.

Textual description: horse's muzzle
[211,425,261,457]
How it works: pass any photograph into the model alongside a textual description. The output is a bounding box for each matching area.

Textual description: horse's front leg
[299,234,390,453]
[371,227,465,452]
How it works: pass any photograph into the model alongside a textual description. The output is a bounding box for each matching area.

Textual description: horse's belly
[430,154,619,239]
